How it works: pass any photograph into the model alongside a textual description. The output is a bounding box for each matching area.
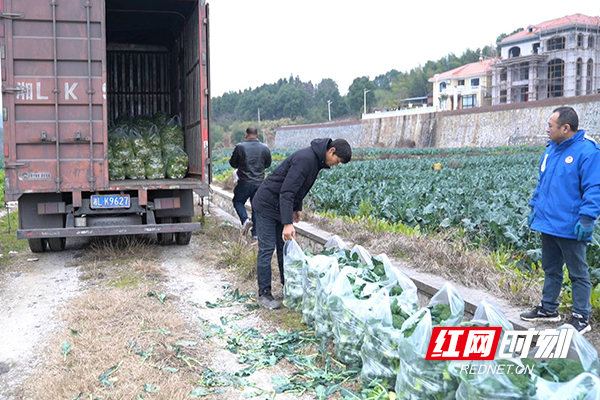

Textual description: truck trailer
[1,0,211,252]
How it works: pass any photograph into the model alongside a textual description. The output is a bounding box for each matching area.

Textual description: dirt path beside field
[0,238,83,399]
[0,209,322,400]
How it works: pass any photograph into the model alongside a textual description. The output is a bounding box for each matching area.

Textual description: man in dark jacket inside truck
[229,127,272,239]
[251,138,352,309]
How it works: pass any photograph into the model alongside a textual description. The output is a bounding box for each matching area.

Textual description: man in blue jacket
[251,138,352,309]
[229,127,272,239]
[520,107,600,334]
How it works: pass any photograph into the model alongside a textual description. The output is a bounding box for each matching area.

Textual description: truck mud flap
[17,223,202,239]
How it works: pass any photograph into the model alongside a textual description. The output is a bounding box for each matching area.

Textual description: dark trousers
[232,184,259,236]
[541,233,592,319]
[254,210,285,295]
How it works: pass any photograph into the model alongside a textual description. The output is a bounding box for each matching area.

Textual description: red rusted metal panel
[2,0,106,199]
[3,0,209,204]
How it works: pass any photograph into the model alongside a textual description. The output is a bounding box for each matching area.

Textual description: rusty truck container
[1,0,211,252]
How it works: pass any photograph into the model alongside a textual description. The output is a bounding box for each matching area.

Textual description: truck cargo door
[1,0,107,200]
[183,1,210,185]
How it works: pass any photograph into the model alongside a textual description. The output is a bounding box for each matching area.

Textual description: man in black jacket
[252,138,352,309]
[229,127,272,238]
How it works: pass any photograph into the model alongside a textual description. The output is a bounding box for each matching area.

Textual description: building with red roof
[493,13,600,104]
[429,59,496,111]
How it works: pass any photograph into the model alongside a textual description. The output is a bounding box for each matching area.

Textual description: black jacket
[252,138,331,225]
[229,138,271,186]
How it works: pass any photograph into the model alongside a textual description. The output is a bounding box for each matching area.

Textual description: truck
[1,0,211,252]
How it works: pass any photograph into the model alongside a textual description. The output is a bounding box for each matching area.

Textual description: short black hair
[246,127,258,136]
[553,107,579,132]
[328,138,352,163]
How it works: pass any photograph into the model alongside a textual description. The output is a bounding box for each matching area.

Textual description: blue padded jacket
[530,130,600,240]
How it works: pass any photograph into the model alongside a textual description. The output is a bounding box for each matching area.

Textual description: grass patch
[0,169,4,206]
[15,285,210,400]
[201,217,258,280]
[0,211,29,261]
[260,307,305,331]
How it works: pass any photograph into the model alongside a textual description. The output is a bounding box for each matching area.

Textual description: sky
[209,0,600,97]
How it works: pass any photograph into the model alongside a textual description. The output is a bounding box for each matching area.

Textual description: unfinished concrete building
[492,14,600,105]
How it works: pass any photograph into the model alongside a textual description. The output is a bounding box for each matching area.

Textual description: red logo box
[425,327,503,360]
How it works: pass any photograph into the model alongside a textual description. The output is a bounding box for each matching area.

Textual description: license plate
[90,194,131,209]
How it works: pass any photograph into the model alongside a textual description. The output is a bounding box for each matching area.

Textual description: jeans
[232,184,259,236]
[254,210,285,295]
[541,233,592,319]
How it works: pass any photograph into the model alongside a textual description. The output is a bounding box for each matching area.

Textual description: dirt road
[0,210,329,400]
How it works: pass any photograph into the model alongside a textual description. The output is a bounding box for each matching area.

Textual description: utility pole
[363,88,371,115]
[327,100,333,121]
[257,108,261,136]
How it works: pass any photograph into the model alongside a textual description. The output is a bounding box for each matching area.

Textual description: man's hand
[293,211,302,224]
[574,217,595,241]
[283,224,296,241]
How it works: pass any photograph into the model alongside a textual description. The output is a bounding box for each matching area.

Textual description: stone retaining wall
[274,94,600,149]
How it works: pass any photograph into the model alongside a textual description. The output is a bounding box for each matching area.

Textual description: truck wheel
[175,217,193,245]
[157,217,173,245]
[28,238,47,253]
[48,237,67,252]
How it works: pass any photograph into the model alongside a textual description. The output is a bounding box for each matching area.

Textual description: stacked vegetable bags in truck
[282,236,600,399]
[108,113,188,180]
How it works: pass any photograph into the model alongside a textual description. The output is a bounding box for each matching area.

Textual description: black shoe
[258,293,281,310]
[520,305,561,322]
[568,313,591,334]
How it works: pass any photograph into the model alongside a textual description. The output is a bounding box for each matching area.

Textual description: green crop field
[212,146,600,275]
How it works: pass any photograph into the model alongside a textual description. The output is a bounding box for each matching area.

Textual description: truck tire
[48,237,67,252]
[28,238,47,253]
[175,217,193,245]
[157,217,173,245]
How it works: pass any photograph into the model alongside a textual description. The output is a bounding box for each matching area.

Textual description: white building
[492,14,600,104]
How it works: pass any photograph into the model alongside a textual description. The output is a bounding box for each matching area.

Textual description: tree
[347,77,377,115]
[274,84,309,119]
[314,78,347,120]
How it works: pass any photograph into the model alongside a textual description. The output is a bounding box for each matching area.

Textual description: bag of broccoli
[145,154,165,180]
[134,115,154,131]
[143,123,161,150]
[160,115,185,149]
[456,359,538,399]
[129,127,152,159]
[302,254,336,326]
[114,115,133,129]
[329,266,375,365]
[375,254,419,314]
[361,287,411,389]
[395,308,461,399]
[126,157,145,180]
[333,284,389,366]
[472,300,514,332]
[550,372,600,400]
[109,127,134,160]
[164,146,188,179]
[527,324,599,399]
[153,111,171,129]
[427,282,465,327]
[282,239,305,311]
[324,235,347,252]
[314,259,340,339]
[108,147,127,180]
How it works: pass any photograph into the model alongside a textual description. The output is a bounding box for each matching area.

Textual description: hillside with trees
[211,45,499,148]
